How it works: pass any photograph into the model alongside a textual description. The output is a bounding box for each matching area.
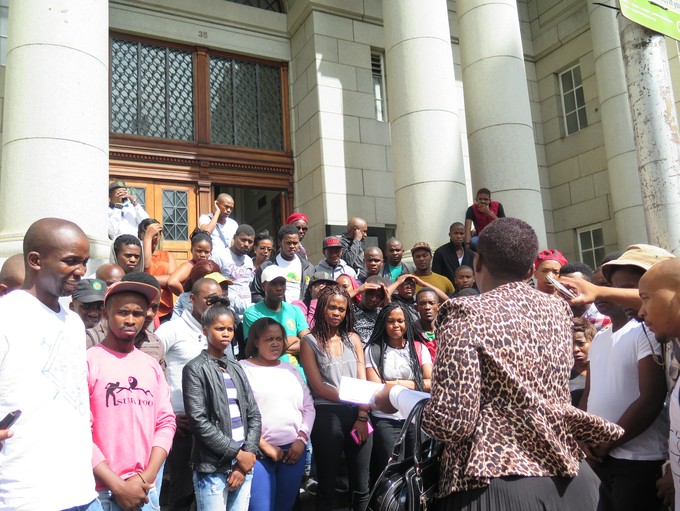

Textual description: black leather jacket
[182,351,261,473]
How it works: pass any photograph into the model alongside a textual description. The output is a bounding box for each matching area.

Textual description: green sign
[620,0,680,41]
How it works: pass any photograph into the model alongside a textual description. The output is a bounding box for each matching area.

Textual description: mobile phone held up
[0,409,21,430]
[546,274,577,300]
[351,421,374,444]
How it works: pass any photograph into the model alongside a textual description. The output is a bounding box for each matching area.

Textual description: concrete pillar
[0,0,110,261]
[588,2,647,248]
[383,0,467,251]
[619,16,680,254]
[458,0,547,248]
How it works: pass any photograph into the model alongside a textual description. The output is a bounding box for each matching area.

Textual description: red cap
[534,249,568,269]
[323,236,341,250]
[286,212,308,225]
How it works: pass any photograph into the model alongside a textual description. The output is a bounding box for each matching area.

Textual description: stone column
[458,0,548,248]
[588,1,646,248]
[0,0,110,261]
[383,0,467,251]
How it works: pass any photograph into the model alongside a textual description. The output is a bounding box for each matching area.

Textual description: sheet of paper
[338,376,384,405]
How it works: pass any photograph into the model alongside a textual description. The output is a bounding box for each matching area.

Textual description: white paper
[338,376,384,405]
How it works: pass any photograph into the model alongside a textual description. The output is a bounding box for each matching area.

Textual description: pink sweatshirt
[88,344,176,490]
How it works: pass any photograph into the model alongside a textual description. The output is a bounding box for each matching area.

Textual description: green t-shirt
[242,300,309,339]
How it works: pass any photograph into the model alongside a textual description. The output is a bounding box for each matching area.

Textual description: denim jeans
[249,443,307,511]
[97,486,160,511]
[62,499,104,511]
[192,470,253,511]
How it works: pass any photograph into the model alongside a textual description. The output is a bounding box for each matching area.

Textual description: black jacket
[250,253,315,304]
[182,351,261,473]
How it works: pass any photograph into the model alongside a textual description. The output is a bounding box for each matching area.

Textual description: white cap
[261,265,289,284]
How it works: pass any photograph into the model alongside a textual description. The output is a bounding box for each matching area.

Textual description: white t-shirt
[198,213,238,253]
[0,291,97,510]
[156,310,207,414]
[212,248,254,311]
[365,342,432,420]
[587,319,669,460]
[276,254,303,303]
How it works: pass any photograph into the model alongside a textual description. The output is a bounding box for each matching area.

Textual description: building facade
[0,0,676,267]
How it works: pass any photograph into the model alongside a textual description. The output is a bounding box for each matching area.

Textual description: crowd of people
[2,183,680,511]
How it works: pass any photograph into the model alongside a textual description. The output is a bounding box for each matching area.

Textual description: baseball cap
[104,281,160,306]
[310,271,336,286]
[72,279,107,303]
[323,236,341,250]
[602,244,675,283]
[261,265,289,284]
[534,249,568,269]
[205,272,234,285]
[411,242,432,254]
[109,180,126,192]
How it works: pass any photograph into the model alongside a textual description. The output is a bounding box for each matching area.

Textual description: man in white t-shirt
[108,181,150,240]
[251,224,315,304]
[198,193,238,252]
[580,245,672,511]
[0,218,101,510]
[211,224,255,316]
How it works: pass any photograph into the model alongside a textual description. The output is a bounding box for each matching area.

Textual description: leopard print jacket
[422,281,623,497]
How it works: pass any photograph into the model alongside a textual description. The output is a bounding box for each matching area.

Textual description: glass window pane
[578,107,588,129]
[564,91,576,114]
[594,247,606,267]
[233,61,259,147]
[583,251,595,270]
[566,112,579,135]
[127,187,146,210]
[592,228,604,247]
[573,65,582,85]
[561,71,573,92]
[210,57,235,146]
[162,190,189,241]
[257,64,283,151]
[580,230,593,250]
[575,86,585,108]
[111,40,139,135]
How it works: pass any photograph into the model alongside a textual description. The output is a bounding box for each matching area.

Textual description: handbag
[367,398,442,511]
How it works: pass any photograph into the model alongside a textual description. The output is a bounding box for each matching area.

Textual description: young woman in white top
[240,317,315,511]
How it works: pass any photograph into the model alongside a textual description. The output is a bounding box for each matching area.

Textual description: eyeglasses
[296,226,308,232]
[258,246,273,252]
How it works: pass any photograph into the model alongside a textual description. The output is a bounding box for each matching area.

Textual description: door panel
[122,179,196,265]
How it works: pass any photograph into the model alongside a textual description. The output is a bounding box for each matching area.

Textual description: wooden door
[123,179,197,265]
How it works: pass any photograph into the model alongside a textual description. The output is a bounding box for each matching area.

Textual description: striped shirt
[222,371,244,443]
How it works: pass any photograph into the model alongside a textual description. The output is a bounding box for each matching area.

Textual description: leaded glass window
[163,190,189,241]
[226,0,284,12]
[111,39,194,141]
[210,56,283,151]
[127,187,146,210]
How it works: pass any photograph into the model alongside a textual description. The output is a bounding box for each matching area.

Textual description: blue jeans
[97,486,160,510]
[249,444,307,511]
[62,499,103,511]
[193,470,253,511]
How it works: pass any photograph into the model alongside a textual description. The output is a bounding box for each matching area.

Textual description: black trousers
[594,456,665,511]
[311,404,373,511]
[369,415,416,486]
[160,430,196,511]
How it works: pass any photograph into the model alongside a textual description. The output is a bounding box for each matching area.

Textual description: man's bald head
[638,257,680,342]
[216,193,234,204]
[346,217,368,240]
[0,254,25,296]
[23,218,87,260]
[96,263,125,287]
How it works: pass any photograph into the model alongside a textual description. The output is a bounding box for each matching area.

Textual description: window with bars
[162,190,189,241]
[209,57,283,150]
[577,225,605,270]
[110,36,285,152]
[111,39,194,140]
[226,0,284,12]
[559,65,587,136]
[371,52,387,122]
[127,187,147,210]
